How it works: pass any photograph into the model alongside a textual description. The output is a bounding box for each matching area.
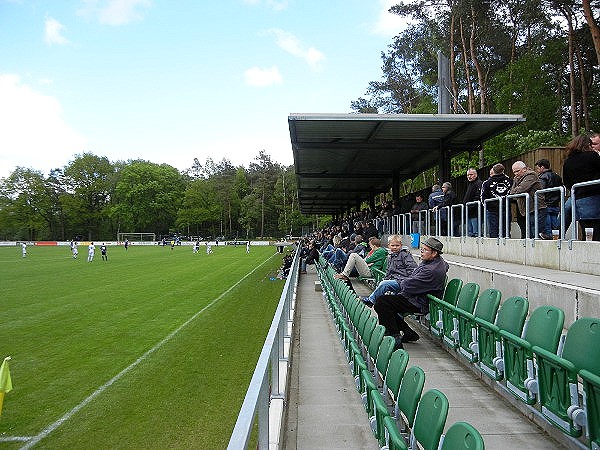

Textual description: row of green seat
[427,279,600,450]
[315,258,485,450]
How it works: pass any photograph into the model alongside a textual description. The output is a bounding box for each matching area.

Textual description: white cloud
[268,29,325,71]
[372,0,412,36]
[0,74,87,177]
[244,66,282,87]
[78,0,152,26]
[44,17,70,45]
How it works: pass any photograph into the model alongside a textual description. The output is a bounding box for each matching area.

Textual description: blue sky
[0,0,407,177]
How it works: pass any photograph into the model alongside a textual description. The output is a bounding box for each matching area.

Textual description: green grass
[0,244,285,449]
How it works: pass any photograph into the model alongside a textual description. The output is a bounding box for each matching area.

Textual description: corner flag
[0,356,12,416]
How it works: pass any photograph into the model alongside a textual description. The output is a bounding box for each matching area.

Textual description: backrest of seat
[455,282,480,313]
[495,296,529,336]
[362,316,378,350]
[397,366,425,428]
[356,307,371,337]
[439,421,484,450]
[375,336,396,376]
[443,278,463,306]
[524,305,565,353]
[383,416,409,450]
[472,288,501,322]
[580,369,600,449]
[368,325,386,359]
[411,389,449,450]
[561,318,600,375]
[386,349,410,398]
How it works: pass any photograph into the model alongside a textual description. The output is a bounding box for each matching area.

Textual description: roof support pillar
[439,142,451,184]
[369,192,376,216]
[392,169,400,204]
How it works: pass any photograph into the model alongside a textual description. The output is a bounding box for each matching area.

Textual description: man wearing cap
[374,237,449,350]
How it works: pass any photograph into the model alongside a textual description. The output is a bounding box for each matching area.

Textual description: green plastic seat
[457,288,501,363]
[394,366,426,432]
[356,335,394,393]
[353,324,385,377]
[441,282,480,348]
[578,369,600,449]
[427,278,463,337]
[370,365,425,447]
[383,415,409,450]
[362,349,409,416]
[409,389,449,450]
[439,421,485,450]
[474,296,529,380]
[532,317,600,437]
[500,305,564,404]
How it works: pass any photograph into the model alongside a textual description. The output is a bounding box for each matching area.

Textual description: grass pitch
[0,243,285,449]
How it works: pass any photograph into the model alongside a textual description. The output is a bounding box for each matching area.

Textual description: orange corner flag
[0,356,12,416]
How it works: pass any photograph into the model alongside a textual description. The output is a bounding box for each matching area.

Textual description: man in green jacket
[334,236,388,280]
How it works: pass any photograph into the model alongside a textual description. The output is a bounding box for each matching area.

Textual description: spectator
[428,184,444,234]
[374,237,448,350]
[410,194,428,234]
[535,159,563,236]
[428,184,444,209]
[362,221,379,241]
[510,161,549,239]
[334,236,388,280]
[362,235,418,307]
[436,182,458,236]
[300,240,319,273]
[591,132,600,155]
[562,135,600,241]
[481,163,512,238]
[463,168,483,237]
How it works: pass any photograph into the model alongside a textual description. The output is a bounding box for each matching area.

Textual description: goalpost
[117,232,156,242]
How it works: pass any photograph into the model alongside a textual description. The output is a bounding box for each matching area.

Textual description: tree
[0,168,50,240]
[111,160,184,237]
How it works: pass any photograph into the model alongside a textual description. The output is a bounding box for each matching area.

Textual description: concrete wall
[398,234,600,328]
[433,235,600,276]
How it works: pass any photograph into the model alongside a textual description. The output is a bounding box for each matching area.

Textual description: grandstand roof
[288,113,525,215]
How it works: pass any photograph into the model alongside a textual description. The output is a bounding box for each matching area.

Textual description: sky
[0,0,408,178]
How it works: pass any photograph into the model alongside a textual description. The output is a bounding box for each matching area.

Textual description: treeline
[0,151,315,242]
[352,0,599,182]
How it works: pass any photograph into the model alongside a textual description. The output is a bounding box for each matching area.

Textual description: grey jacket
[399,256,449,313]
[385,247,418,282]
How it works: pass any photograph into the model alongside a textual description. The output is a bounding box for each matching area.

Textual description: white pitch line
[20,253,278,449]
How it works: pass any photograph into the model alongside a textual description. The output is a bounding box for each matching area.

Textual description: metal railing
[568,179,600,248]
[227,246,300,449]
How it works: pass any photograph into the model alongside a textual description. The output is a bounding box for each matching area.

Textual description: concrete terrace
[283,244,600,450]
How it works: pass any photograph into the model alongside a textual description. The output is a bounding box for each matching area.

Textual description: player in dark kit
[100,244,108,261]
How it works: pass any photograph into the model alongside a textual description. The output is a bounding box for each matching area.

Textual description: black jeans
[373,294,421,336]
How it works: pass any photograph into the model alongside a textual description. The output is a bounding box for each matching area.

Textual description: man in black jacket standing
[535,159,563,237]
[463,168,483,237]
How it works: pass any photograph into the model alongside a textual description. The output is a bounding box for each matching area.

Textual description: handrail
[465,201,482,237]
[568,179,600,248]
[227,246,300,449]
[506,193,530,244]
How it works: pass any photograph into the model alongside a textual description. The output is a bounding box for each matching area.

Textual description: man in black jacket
[535,159,563,237]
[463,168,483,237]
[481,163,513,238]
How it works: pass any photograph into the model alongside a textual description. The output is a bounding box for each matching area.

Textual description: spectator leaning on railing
[562,134,600,241]
[510,161,549,240]
[535,159,563,236]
